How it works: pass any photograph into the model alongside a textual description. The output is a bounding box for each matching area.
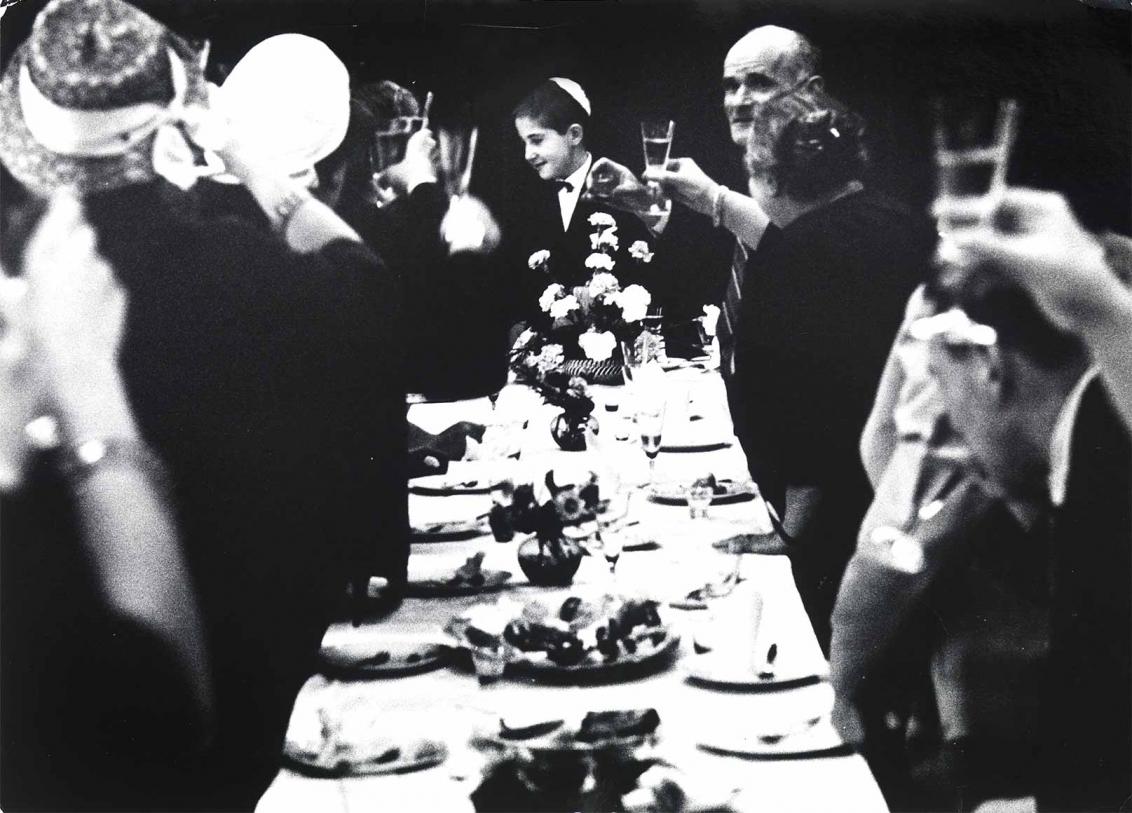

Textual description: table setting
[256,353,887,812]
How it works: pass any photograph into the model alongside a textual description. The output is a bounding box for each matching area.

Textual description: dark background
[3,0,1129,304]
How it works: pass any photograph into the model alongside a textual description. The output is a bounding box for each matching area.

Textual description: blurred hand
[440,195,501,255]
[0,276,35,491]
[23,194,126,389]
[643,158,717,216]
[943,188,1118,334]
[379,127,438,197]
[971,798,1036,813]
[22,193,133,439]
[583,158,654,214]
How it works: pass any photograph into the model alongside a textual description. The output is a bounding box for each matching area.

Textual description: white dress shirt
[557,153,592,231]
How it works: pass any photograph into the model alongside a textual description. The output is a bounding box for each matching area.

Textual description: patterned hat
[0,0,209,196]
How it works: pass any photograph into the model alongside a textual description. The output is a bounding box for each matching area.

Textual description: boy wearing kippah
[510,78,651,292]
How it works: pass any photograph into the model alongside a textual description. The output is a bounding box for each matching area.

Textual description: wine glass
[640,118,674,216]
[635,402,666,485]
[931,97,1020,260]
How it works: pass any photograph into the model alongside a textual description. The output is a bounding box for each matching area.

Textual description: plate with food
[445,594,678,684]
[318,637,452,680]
[649,475,756,506]
[410,515,490,542]
[282,707,448,777]
[682,646,830,691]
[476,708,662,753]
[406,552,512,598]
[410,462,509,496]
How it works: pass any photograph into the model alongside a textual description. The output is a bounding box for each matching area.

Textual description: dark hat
[0,0,208,196]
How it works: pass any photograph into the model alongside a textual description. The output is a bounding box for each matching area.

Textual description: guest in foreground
[720,90,927,650]
[0,0,405,807]
[926,194,1131,813]
[1,194,212,810]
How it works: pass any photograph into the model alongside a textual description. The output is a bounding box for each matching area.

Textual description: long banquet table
[256,367,888,813]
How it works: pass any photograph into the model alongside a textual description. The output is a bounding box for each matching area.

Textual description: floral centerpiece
[488,469,603,586]
[518,212,654,386]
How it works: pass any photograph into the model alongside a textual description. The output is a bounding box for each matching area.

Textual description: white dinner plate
[410,462,508,495]
[682,651,830,690]
[697,717,847,759]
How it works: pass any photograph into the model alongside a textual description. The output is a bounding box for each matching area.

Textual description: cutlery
[757,643,777,680]
[756,715,821,744]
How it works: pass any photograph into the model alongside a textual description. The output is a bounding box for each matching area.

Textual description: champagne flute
[931,97,1020,259]
[640,119,674,215]
[438,125,479,201]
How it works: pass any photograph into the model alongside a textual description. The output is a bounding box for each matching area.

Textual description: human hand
[379,127,438,197]
[941,188,1120,335]
[583,158,654,214]
[440,195,502,255]
[22,193,134,439]
[642,157,717,216]
[0,276,36,492]
[437,421,486,460]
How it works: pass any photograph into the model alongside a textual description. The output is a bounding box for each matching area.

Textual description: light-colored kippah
[549,77,591,117]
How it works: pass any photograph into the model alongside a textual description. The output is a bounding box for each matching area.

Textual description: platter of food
[410,515,489,542]
[445,594,678,684]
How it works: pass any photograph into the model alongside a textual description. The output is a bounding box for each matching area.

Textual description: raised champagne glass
[640,118,674,217]
[931,97,1020,260]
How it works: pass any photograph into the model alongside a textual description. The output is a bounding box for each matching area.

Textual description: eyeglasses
[908,307,998,348]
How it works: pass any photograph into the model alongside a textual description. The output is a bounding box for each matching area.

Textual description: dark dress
[731,188,931,652]
[1037,381,1131,811]
[1,180,408,811]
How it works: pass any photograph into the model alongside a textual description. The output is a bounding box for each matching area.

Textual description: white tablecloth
[257,370,888,813]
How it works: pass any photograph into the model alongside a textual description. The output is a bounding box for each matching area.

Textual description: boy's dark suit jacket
[506,158,656,317]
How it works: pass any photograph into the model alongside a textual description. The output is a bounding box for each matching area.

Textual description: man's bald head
[722,26,823,147]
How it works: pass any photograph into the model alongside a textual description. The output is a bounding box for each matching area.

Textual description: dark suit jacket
[1,180,407,811]
[1038,380,1131,812]
[506,158,657,317]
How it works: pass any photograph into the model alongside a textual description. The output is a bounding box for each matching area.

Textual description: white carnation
[549,294,580,319]
[588,212,616,228]
[587,272,620,298]
[590,228,619,252]
[628,240,653,263]
[585,252,615,272]
[528,249,551,270]
[578,329,617,362]
[619,284,652,323]
[538,283,564,313]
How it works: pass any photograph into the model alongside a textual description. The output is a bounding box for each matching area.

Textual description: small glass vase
[550,411,598,452]
[517,535,583,586]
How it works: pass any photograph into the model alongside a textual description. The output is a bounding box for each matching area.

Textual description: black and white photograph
[0,0,1128,810]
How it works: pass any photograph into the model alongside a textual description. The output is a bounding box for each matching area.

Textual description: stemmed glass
[590,481,633,580]
[635,402,665,485]
[931,97,1020,259]
[640,118,674,216]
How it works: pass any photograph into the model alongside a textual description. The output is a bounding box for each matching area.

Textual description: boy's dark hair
[511,81,589,139]
[924,262,1083,371]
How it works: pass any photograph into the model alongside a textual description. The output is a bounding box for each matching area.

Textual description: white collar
[557,152,592,230]
[1048,366,1100,506]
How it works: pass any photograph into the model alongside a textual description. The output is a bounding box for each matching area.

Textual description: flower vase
[517,535,583,586]
[551,411,598,452]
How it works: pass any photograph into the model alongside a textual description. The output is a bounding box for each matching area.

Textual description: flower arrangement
[521,213,654,366]
[488,468,602,544]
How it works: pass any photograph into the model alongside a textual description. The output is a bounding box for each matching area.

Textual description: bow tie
[554,179,574,193]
